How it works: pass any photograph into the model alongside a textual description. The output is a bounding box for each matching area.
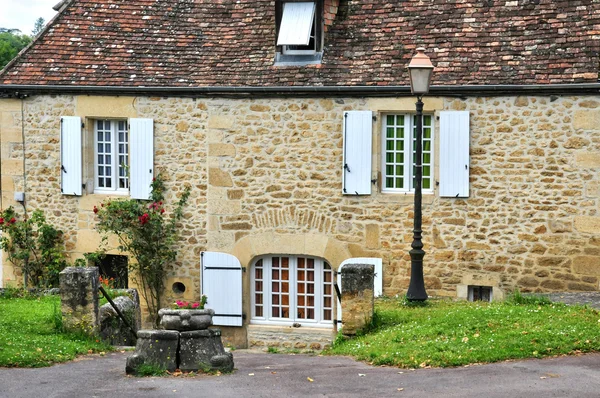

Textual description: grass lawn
[326,295,600,368]
[0,295,112,367]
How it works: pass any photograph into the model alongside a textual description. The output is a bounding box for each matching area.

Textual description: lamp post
[406,48,434,302]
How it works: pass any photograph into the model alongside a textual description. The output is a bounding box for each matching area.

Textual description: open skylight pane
[277,2,316,46]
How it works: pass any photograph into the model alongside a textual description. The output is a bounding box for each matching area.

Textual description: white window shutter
[277,2,316,46]
[60,116,82,196]
[129,118,154,200]
[342,111,373,195]
[439,111,470,198]
[336,257,382,326]
[201,251,243,327]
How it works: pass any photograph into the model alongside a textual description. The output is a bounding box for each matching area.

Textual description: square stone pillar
[341,263,374,336]
[59,267,99,334]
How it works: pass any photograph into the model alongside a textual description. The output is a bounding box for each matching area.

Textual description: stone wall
[0,94,598,333]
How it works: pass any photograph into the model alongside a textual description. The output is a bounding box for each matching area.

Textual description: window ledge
[274,52,322,66]
[376,191,436,205]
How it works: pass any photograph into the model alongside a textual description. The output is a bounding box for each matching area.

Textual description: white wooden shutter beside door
[342,111,373,195]
[60,116,82,196]
[201,252,243,327]
[439,111,470,198]
[129,118,154,200]
[336,257,383,326]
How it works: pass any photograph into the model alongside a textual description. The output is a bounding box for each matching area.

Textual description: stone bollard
[59,267,99,334]
[341,263,375,336]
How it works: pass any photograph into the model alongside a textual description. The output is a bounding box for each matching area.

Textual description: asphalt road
[1,350,599,398]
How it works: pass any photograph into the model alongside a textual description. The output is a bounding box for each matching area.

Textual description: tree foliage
[32,18,45,36]
[94,175,191,327]
[0,30,31,70]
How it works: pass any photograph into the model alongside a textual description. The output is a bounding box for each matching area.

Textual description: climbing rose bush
[94,174,191,327]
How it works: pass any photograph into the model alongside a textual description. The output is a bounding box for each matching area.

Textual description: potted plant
[158,295,213,331]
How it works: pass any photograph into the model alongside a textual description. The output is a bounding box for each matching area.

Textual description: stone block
[365,224,379,249]
[573,110,600,130]
[76,96,137,118]
[179,329,234,372]
[125,330,179,374]
[574,217,600,234]
[208,168,233,187]
[209,143,236,157]
[1,159,23,175]
[59,267,99,334]
[575,152,600,168]
[98,295,139,346]
[341,264,374,336]
[208,115,234,130]
[573,256,600,275]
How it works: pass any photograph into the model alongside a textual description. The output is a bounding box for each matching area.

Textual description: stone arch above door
[231,232,351,270]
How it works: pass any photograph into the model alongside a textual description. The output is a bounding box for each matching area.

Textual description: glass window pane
[272,282,279,293]
[97,132,103,141]
[98,155,103,164]
[272,308,280,318]
[105,132,111,141]
[106,143,111,152]
[395,165,403,175]
[106,178,112,188]
[282,270,289,280]
[324,309,331,320]
[396,141,403,151]
[423,128,431,139]
[256,306,263,317]
[255,280,263,292]
[282,282,289,292]
[423,153,431,164]
[423,179,431,189]
[423,141,431,151]
[272,294,279,304]
[423,166,431,177]
[97,120,103,129]
[386,153,394,163]
[395,178,403,188]
[386,115,394,125]
[423,115,432,125]
[307,284,314,293]
[386,128,394,138]
[97,143,103,152]
[255,294,263,304]
[386,165,394,176]
[272,270,279,280]
[106,155,111,164]
[386,177,393,188]
[396,128,404,139]
[386,140,394,151]
[396,153,404,163]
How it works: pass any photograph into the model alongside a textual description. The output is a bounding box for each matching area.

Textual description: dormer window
[275,1,323,65]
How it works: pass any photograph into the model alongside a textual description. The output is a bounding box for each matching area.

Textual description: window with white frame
[251,255,334,327]
[382,114,434,192]
[94,119,129,193]
[276,1,322,61]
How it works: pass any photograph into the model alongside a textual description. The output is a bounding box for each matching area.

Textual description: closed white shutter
[201,251,243,327]
[60,116,82,196]
[129,118,154,200]
[277,2,316,46]
[342,111,373,195]
[336,257,382,326]
[439,111,470,198]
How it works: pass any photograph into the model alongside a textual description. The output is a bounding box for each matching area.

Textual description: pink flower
[191,302,200,309]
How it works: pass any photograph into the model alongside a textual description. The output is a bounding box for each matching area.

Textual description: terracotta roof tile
[1,0,598,87]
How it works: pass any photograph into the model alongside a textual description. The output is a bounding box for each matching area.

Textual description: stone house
[0,0,599,348]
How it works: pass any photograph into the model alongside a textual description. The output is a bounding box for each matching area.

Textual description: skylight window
[277,2,316,47]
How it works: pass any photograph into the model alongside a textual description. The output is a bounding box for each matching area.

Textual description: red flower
[0,218,4,225]
[160,208,165,214]
[93,206,99,214]
[139,213,150,225]
[9,218,16,224]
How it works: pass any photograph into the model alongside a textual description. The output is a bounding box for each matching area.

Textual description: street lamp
[406,48,434,302]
